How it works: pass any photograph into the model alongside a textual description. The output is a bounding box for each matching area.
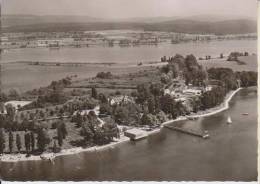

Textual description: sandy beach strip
[0,88,242,163]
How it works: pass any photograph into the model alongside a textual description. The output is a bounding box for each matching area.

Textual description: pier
[124,128,148,141]
[164,125,209,139]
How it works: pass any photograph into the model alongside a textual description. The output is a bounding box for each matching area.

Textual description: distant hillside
[142,19,257,35]
[2,22,144,33]
[119,14,256,23]
[2,15,256,35]
[2,15,104,27]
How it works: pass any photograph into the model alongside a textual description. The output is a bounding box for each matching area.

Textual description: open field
[1,63,156,93]
[199,55,257,71]
[69,66,161,96]
[1,54,257,94]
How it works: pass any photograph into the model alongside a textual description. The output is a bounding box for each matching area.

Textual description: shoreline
[0,87,242,163]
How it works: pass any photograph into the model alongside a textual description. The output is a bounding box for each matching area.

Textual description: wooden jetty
[164,125,209,139]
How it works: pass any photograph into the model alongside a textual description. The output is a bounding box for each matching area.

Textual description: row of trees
[0,119,68,154]
[0,128,50,154]
[227,52,249,61]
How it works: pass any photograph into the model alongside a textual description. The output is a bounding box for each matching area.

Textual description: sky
[1,0,257,19]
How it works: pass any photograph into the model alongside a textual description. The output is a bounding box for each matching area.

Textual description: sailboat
[227,116,232,124]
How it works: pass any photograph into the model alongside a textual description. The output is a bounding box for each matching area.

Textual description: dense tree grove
[80,113,119,146]
[207,68,237,91]
[227,52,247,61]
[208,68,257,89]
[235,71,257,87]
[96,72,113,79]
[161,54,207,86]
[200,86,226,110]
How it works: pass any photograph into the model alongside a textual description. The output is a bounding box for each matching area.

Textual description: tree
[39,110,45,119]
[141,113,157,126]
[0,115,6,129]
[91,87,98,99]
[37,128,50,153]
[93,126,107,145]
[20,118,28,131]
[136,84,151,109]
[147,96,155,114]
[156,111,168,124]
[99,103,112,115]
[30,132,35,152]
[5,104,16,122]
[98,93,108,104]
[103,120,119,141]
[72,112,84,128]
[0,128,5,154]
[16,134,21,153]
[8,89,20,100]
[60,122,68,139]
[8,131,14,153]
[150,83,163,97]
[113,106,129,124]
[161,73,171,84]
[57,127,63,147]
[52,140,59,153]
[0,92,8,102]
[81,122,95,143]
[57,120,67,147]
[160,94,176,114]
[24,130,31,154]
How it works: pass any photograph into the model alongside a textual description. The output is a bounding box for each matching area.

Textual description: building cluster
[164,77,213,111]
[0,100,33,115]
[1,31,256,50]
[109,95,135,106]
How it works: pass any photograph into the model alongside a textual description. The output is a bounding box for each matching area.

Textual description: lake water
[0,88,257,181]
[0,40,257,64]
[0,40,257,93]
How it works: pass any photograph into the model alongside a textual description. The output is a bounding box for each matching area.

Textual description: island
[0,53,257,162]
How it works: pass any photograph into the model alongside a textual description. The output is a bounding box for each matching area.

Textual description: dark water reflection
[0,88,257,181]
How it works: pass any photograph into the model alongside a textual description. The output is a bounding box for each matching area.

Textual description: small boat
[137,62,143,66]
[242,113,249,116]
[203,130,210,139]
[203,134,210,139]
[227,116,232,124]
